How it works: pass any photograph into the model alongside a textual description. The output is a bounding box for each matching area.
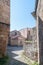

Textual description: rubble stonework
[0,0,10,57]
[23,27,38,61]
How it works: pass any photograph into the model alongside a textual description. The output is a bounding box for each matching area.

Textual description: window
[28,31,30,35]
[15,32,17,35]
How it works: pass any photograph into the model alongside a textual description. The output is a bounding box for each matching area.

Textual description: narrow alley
[6,46,28,65]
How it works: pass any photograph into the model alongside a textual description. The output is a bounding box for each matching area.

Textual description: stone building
[19,28,29,39]
[19,28,32,40]
[32,0,43,64]
[10,30,25,46]
[0,0,10,57]
[10,28,32,46]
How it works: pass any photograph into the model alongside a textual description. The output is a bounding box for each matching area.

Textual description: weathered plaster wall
[36,0,43,64]
[0,0,10,24]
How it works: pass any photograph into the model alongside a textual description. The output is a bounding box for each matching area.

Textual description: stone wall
[23,42,38,61]
[31,0,43,64]
[23,27,38,61]
[36,0,43,64]
[0,0,10,57]
[0,23,10,57]
[32,27,37,51]
[11,38,18,46]
[0,0,10,24]
[38,16,43,64]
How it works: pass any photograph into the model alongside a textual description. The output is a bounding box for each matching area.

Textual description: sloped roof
[11,34,25,39]
[31,11,36,19]
[31,0,38,19]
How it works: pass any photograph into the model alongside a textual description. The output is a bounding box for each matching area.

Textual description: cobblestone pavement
[6,46,28,65]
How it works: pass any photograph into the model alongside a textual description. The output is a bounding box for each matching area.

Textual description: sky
[10,0,36,31]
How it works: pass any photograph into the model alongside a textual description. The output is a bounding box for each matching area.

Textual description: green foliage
[25,40,32,44]
[0,55,9,65]
[21,53,39,65]
[32,61,39,65]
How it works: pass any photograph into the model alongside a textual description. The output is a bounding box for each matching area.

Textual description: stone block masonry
[0,0,10,57]
[0,23,10,57]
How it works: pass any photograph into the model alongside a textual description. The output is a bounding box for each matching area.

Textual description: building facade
[10,28,32,46]
[19,28,32,40]
[32,0,43,64]
[0,0,10,57]
[10,30,25,46]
